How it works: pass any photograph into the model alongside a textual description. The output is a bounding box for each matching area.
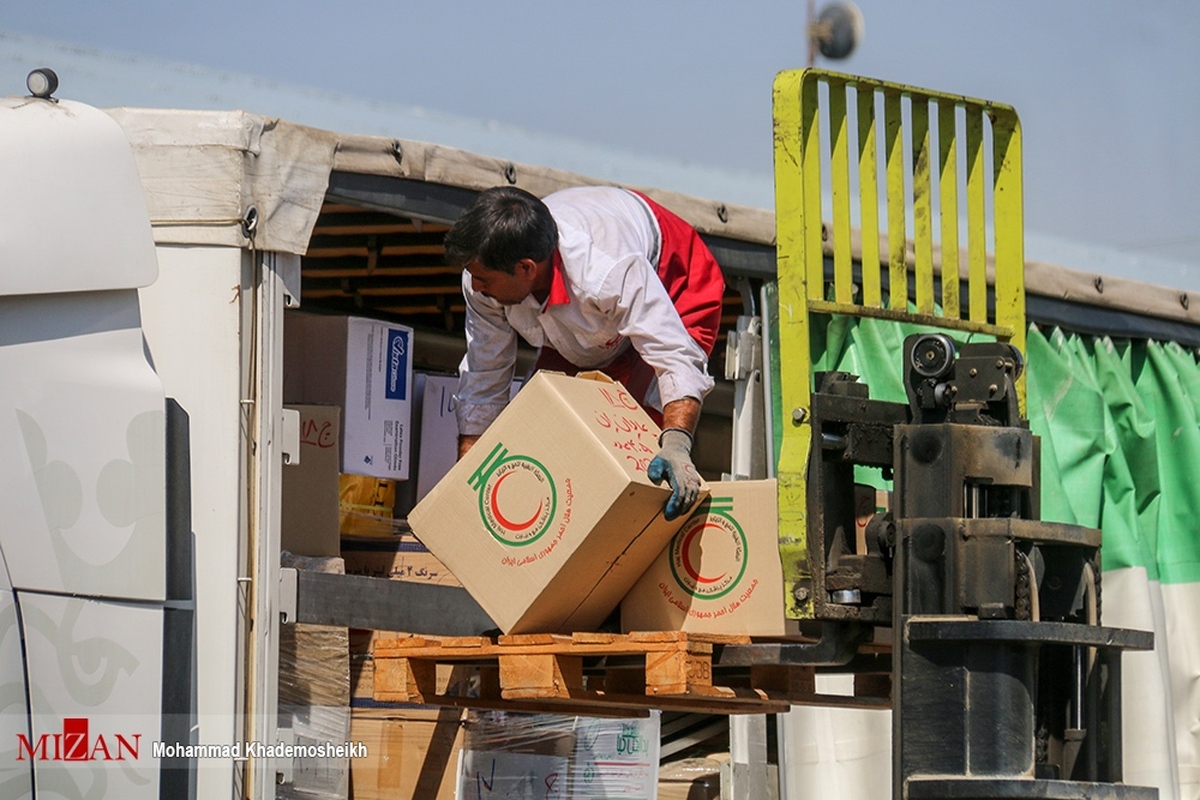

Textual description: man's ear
[514,258,539,278]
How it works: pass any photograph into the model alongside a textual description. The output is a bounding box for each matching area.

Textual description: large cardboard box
[621,479,786,636]
[284,312,414,480]
[349,707,465,800]
[282,405,342,558]
[408,371,702,634]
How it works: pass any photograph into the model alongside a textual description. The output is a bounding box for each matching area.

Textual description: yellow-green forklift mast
[771,68,1027,619]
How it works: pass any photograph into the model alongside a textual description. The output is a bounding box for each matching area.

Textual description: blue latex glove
[647,428,701,521]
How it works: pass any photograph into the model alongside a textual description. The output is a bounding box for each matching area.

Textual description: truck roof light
[26,68,59,100]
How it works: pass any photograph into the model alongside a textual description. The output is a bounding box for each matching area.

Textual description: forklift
[714,69,1156,799]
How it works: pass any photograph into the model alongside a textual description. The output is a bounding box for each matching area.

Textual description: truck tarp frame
[105,107,1198,341]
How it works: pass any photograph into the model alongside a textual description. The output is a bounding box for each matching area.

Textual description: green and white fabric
[779,318,1199,800]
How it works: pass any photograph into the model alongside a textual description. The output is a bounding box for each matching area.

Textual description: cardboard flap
[574,371,618,384]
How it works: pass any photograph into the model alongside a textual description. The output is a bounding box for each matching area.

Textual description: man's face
[465,258,535,305]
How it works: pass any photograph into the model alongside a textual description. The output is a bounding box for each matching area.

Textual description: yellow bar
[992,109,1027,411]
[965,105,987,324]
[938,101,961,319]
[911,98,934,315]
[772,69,815,619]
[829,79,854,304]
[885,90,907,310]
[857,86,882,308]
[807,299,1009,337]
[771,69,1029,619]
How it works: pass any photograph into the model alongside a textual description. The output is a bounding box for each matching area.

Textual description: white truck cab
[0,71,168,798]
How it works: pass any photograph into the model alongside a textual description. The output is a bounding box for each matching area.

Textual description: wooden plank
[499,633,573,647]
[645,647,712,696]
[373,657,436,704]
[751,664,817,696]
[500,654,583,699]
[303,284,463,299]
[370,631,889,715]
[311,221,449,236]
[305,244,445,258]
[302,265,459,279]
[378,690,652,719]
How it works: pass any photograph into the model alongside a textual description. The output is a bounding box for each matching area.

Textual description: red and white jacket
[456,186,724,436]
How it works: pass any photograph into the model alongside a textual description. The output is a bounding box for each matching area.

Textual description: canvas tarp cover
[779,317,1200,800]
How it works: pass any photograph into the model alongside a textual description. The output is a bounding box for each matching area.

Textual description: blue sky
[3,1,1198,289]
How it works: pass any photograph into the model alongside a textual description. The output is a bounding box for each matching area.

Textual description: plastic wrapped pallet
[348,706,466,800]
[658,757,724,799]
[456,710,661,799]
[278,552,351,800]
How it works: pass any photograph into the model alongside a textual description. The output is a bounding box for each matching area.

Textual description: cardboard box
[621,479,786,636]
[408,371,703,634]
[658,757,724,800]
[341,539,461,588]
[349,707,465,800]
[339,474,398,538]
[277,553,350,800]
[415,374,522,505]
[415,374,461,504]
[457,712,658,799]
[284,312,414,480]
[282,405,342,558]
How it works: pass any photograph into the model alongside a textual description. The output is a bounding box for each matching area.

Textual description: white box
[284,313,414,480]
[416,374,521,503]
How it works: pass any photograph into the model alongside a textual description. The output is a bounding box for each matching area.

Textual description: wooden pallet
[371,631,892,717]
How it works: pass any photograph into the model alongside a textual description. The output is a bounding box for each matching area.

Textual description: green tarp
[804,316,1200,585]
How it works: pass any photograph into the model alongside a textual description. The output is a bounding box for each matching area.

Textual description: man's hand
[648,428,701,521]
[457,434,481,460]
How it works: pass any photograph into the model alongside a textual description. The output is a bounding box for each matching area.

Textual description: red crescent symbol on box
[490,470,543,532]
[680,523,728,585]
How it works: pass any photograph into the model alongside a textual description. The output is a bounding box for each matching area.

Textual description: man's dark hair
[444,186,558,274]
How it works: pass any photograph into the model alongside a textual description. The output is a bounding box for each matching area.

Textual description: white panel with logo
[0,291,166,601]
[21,594,162,798]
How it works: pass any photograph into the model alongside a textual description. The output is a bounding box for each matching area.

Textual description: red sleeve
[632,192,726,357]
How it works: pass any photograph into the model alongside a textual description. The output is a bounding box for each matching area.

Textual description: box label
[651,495,766,622]
[590,384,658,474]
[467,441,575,564]
[384,329,410,401]
[667,497,750,601]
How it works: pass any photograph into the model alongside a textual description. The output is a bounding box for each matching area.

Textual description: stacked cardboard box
[348,707,466,800]
[284,312,414,481]
[622,479,786,636]
[277,553,351,800]
[282,405,343,558]
[456,711,659,798]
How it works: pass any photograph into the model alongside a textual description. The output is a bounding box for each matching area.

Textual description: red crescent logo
[680,522,728,584]
[490,470,543,531]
